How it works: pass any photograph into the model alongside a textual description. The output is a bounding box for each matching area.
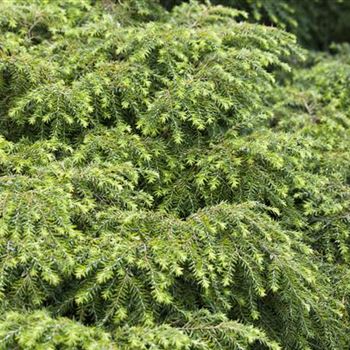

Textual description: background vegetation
[0,0,350,349]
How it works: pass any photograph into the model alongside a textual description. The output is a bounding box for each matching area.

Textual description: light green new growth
[0,0,349,349]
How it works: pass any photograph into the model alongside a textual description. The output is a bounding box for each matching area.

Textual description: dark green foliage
[161,0,350,49]
[1,0,350,349]
[270,46,350,263]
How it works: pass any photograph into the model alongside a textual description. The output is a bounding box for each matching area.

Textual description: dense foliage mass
[0,0,349,349]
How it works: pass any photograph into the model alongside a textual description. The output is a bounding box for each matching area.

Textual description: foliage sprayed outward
[1,0,350,349]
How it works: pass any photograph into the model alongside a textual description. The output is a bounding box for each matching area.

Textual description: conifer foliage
[0,0,350,349]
